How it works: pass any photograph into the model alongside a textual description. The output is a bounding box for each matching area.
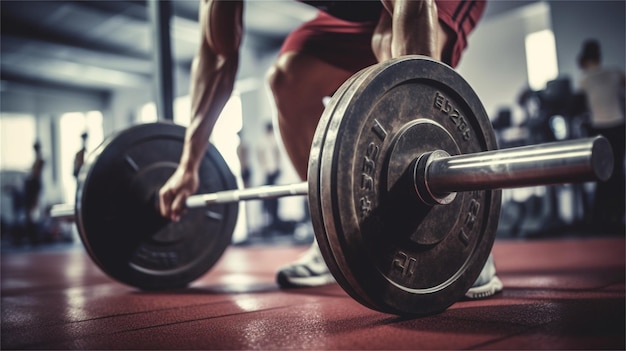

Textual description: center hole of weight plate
[130,162,186,244]
[384,119,462,246]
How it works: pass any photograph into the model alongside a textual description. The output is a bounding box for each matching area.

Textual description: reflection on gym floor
[1,236,624,350]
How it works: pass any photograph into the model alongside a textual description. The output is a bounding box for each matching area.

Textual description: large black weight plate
[76,122,238,290]
[311,56,501,315]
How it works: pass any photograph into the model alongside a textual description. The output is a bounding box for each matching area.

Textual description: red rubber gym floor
[2,236,624,350]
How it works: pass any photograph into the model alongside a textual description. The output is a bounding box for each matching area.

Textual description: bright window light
[139,103,158,124]
[139,95,242,173]
[59,111,104,203]
[210,94,243,174]
[174,96,191,126]
[0,113,37,171]
[525,29,559,91]
[85,111,104,151]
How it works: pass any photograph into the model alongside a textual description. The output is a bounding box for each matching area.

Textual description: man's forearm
[376,0,439,60]
[179,0,243,172]
[391,0,439,59]
[180,49,239,172]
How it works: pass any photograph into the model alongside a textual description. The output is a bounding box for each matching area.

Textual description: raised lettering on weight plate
[465,199,481,230]
[360,143,378,191]
[458,198,481,247]
[136,247,179,268]
[360,197,372,217]
[357,118,386,219]
[359,142,380,218]
[433,92,472,141]
[392,251,417,278]
[372,119,388,141]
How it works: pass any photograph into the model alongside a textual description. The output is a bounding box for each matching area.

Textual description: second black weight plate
[76,122,238,290]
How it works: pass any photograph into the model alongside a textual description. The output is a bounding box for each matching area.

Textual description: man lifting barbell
[50,0,613,315]
[157,0,503,299]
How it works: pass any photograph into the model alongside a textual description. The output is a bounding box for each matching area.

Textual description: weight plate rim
[319,61,395,311]
[309,65,379,309]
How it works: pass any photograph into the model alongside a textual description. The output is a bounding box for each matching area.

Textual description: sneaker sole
[464,276,503,300]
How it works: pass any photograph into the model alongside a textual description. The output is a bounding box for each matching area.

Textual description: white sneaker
[277,241,502,300]
[276,241,336,288]
[465,254,503,299]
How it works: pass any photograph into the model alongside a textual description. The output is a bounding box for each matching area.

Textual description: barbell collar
[185,181,309,208]
[417,136,613,199]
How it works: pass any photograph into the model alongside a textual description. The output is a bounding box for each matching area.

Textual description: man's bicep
[201,0,244,57]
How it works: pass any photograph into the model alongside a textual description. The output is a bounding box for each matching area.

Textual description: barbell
[50,56,614,316]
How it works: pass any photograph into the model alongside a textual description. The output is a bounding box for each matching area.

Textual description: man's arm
[181,0,243,173]
[373,0,442,61]
[159,0,243,220]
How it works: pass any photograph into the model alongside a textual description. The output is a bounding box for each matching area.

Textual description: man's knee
[267,54,298,106]
[266,65,284,102]
[267,51,353,121]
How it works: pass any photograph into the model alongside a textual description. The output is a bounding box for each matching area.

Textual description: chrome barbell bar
[50,136,613,220]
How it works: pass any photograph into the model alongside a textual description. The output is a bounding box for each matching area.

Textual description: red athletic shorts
[279,1,486,73]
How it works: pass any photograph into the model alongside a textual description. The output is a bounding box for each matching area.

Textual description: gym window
[525,29,559,91]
